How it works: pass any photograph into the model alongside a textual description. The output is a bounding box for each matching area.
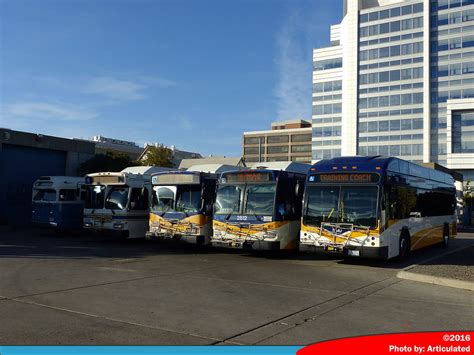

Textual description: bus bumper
[146,232,206,245]
[211,239,280,251]
[299,244,389,260]
[343,246,388,259]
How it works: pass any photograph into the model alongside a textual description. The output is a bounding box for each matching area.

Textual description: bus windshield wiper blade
[160,205,171,217]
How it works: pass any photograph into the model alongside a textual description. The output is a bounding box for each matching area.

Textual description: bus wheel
[441,224,450,249]
[398,231,411,261]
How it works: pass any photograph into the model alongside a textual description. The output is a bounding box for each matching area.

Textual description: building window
[244,137,264,145]
[244,147,264,155]
[452,110,474,153]
[313,58,342,71]
[267,135,289,144]
[267,146,289,154]
[291,145,311,153]
[291,134,312,142]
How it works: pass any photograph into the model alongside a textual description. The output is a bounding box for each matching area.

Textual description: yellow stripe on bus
[150,213,211,233]
[213,220,289,235]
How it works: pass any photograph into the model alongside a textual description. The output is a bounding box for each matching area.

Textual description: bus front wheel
[398,231,411,261]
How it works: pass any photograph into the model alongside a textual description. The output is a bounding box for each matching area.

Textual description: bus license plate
[348,250,360,256]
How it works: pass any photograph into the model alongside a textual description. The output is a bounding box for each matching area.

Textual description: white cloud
[82,76,146,101]
[2,101,98,121]
[274,11,312,121]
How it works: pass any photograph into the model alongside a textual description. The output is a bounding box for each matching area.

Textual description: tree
[140,145,174,168]
[77,152,133,176]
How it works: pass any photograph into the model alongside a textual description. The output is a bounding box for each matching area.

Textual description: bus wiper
[160,205,171,217]
[254,214,262,222]
[225,213,232,221]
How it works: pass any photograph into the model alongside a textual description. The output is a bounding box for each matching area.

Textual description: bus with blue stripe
[83,166,170,239]
[299,156,457,260]
[211,162,309,251]
[31,176,85,230]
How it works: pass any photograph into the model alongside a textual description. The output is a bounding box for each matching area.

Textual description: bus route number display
[224,172,273,183]
[309,173,380,183]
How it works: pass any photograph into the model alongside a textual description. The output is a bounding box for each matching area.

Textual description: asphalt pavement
[0,227,472,345]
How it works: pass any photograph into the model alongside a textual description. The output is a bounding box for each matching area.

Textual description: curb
[396,242,474,291]
[397,270,474,291]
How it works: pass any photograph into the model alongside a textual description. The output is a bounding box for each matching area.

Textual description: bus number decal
[237,216,248,221]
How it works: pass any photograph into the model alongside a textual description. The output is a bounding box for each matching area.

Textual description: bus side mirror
[295,182,304,197]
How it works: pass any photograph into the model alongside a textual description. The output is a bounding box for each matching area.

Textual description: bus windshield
[215,185,243,215]
[305,185,378,228]
[105,186,129,210]
[215,183,276,216]
[33,189,57,202]
[244,184,276,215]
[84,185,106,209]
[152,185,202,213]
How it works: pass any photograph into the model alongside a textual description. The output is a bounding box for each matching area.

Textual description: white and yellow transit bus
[299,156,457,260]
[146,164,241,245]
[83,166,170,239]
[211,162,309,251]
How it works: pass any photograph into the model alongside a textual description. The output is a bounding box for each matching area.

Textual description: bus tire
[398,230,411,261]
[440,224,450,249]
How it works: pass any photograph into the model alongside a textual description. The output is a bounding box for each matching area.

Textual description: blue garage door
[0,144,66,226]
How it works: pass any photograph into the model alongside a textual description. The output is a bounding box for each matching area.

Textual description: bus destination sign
[308,173,380,184]
[223,172,274,183]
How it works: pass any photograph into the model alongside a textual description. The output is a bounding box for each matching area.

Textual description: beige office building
[242,119,312,164]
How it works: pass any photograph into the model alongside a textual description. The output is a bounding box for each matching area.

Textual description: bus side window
[388,186,398,220]
[59,189,77,201]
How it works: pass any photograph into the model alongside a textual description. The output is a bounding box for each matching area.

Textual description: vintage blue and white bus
[83,166,170,239]
[146,165,241,245]
[299,156,457,260]
[211,162,309,251]
[31,176,85,230]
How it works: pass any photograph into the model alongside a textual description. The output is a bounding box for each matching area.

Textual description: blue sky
[0,0,342,156]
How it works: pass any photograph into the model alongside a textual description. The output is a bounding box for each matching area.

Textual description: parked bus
[146,164,240,245]
[211,162,309,251]
[31,176,85,230]
[299,156,457,260]
[83,166,170,239]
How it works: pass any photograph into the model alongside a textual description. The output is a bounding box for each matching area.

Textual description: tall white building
[312,0,474,182]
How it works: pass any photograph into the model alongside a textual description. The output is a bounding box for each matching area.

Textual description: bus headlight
[113,223,124,230]
[84,222,92,228]
[49,210,54,215]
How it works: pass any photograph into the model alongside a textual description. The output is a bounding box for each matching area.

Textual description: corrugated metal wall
[0,144,66,225]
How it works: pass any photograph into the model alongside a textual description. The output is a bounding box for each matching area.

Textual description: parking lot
[1,227,473,345]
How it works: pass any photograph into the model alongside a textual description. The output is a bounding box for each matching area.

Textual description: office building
[91,135,144,160]
[313,0,474,182]
[243,119,312,164]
